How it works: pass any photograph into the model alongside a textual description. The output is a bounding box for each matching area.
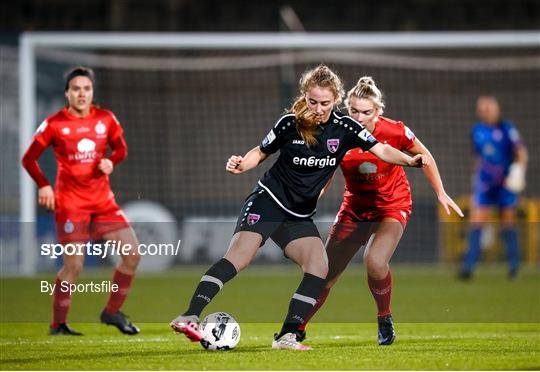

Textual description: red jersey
[339,116,416,212]
[29,106,127,210]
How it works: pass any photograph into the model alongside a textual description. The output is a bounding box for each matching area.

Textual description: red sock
[105,269,134,314]
[51,277,72,327]
[297,287,331,332]
[368,271,392,317]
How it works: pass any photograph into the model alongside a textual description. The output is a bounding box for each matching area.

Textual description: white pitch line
[0,337,171,346]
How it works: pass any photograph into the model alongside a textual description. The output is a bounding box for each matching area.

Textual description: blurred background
[1,0,539,275]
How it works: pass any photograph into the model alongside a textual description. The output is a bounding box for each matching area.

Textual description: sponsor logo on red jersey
[69,138,98,162]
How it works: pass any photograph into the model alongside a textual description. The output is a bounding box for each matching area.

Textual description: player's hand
[98,158,114,175]
[226,155,243,174]
[409,154,428,168]
[437,192,464,217]
[38,185,55,211]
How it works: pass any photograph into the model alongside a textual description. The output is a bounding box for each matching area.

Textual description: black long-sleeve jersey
[258,111,378,217]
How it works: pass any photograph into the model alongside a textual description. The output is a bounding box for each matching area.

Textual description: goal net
[4,32,539,274]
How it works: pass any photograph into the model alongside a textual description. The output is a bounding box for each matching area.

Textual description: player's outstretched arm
[369,142,428,168]
[408,139,464,217]
[226,146,269,174]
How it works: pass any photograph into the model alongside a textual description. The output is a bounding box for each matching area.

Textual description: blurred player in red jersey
[21,67,140,335]
[297,77,463,345]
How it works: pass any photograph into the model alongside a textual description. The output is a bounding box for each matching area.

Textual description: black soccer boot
[49,323,83,336]
[377,314,396,345]
[100,310,140,335]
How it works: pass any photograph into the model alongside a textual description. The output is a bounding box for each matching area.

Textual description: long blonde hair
[288,65,344,146]
[345,76,385,115]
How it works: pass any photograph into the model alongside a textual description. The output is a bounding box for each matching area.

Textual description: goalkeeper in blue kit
[460,96,528,280]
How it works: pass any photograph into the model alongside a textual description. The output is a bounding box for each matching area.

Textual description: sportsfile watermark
[40,280,118,296]
[40,239,182,259]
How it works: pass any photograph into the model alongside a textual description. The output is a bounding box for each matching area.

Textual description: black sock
[278,273,326,338]
[183,258,237,317]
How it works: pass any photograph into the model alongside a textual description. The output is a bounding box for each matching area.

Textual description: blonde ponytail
[290,96,319,146]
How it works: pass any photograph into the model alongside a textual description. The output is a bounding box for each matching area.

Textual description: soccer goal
[11,31,540,274]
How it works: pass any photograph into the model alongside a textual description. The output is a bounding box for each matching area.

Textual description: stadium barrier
[439,195,539,265]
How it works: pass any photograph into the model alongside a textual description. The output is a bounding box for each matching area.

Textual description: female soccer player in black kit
[170,65,427,350]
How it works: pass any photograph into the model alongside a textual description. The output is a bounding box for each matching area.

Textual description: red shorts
[328,206,411,242]
[55,203,130,244]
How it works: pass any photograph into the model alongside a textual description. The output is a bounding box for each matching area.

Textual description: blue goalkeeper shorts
[473,184,518,208]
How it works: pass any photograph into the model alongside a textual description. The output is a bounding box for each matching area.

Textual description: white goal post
[18,31,540,275]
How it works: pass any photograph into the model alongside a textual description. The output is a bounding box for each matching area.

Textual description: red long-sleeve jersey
[22,106,127,211]
[339,116,416,214]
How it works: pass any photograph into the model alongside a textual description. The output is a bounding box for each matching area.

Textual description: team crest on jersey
[247,213,260,225]
[492,129,503,141]
[95,121,106,135]
[64,220,74,234]
[61,127,70,135]
[327,139,340,153]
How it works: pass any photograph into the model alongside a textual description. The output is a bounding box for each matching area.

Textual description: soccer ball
[199,312,241,350]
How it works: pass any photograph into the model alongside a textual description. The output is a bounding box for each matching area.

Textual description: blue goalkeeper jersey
[471,120,521,188]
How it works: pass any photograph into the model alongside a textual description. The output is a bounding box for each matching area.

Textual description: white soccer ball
[199,312,241,351]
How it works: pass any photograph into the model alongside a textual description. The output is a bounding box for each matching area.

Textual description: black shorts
[233,187,321,250]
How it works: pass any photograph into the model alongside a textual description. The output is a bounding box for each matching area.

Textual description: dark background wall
[1,0,539,32]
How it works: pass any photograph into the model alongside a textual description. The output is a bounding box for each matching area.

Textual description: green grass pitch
[1,266,539,370]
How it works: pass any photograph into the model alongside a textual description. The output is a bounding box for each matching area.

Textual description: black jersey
[258,111,378,217]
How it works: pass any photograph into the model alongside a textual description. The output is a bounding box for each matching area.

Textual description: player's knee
[364,254,388,276]
[304,257,328,278]
[122,250,141,270]
[62,261,83,277]
[233,259,251,272]
[224,251,253,272]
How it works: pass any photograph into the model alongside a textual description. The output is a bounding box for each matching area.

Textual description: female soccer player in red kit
[297,77,463,345]
[21,67,140,335]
